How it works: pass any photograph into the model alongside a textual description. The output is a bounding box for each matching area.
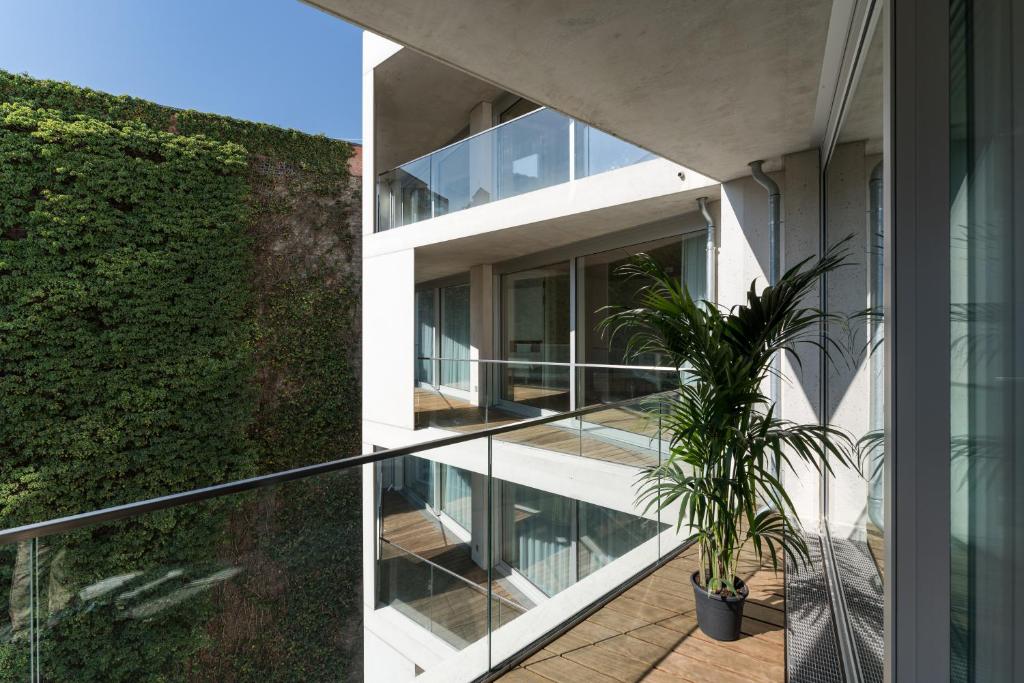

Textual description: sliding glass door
[577,234,705,405]
[415,279,471,396]
[415,290,436,386]
[500,262,571,412]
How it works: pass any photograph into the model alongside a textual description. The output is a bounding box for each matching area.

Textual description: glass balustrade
[0,469,362,682]
[414,358,676,467]
[0,388,683,682]
[376,108,658,231]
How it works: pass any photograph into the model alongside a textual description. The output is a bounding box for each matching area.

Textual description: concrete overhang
[310,0,836,181]
[374,47,505,172]
[361,158,719,282]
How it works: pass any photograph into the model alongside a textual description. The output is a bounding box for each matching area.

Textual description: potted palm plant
[600,242,856,641]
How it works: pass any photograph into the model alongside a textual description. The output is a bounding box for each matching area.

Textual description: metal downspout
[749,161,782,452]
[697,197,716,304]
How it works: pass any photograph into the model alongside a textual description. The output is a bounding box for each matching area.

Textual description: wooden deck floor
[380,491,532,609]
[500,544,786,683]
[414,388,659,468]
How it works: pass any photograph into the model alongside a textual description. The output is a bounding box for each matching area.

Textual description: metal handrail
[380,538,527,613]
[417,356,679,372]
[0,390,675,545]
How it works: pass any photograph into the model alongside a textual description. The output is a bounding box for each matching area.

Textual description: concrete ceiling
[374,49,505,171]
[310,0,836,181]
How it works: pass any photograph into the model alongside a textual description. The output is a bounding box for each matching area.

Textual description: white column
[468,101,494,206]
[469,264,494,407]
[780,148,823,529]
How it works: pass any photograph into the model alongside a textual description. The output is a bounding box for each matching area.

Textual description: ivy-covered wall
[0,71,362,681]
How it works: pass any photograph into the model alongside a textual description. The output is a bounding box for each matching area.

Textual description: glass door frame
[490,218,709,423]
[415,274,474,403]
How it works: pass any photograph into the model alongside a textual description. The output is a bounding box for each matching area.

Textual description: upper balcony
[376,107,656,232]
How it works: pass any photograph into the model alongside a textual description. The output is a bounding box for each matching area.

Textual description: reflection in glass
[501,481,574,596]
[574,122,656,178]
[501,480,663,597]
[402,456,434,507]
[501,262,571,412]
[0,472,362,681]
[377,108,663,231]
[578,501,660,579]
[497,108,570,201]
[377,156,431,230]
[579,235,704,405]
[950,0,1022,679]
[823,11,885,680]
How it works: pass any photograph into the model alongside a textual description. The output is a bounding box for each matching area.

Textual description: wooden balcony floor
[499,544,786,683]
[414,388,659,468]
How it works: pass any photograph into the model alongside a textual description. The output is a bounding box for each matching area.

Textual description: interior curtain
[440,284,471,390]
[441,465,472,530]
[415,290,436,385]
[502,482,573,596]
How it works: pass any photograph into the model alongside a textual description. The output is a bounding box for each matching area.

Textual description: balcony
[376,108,657,231]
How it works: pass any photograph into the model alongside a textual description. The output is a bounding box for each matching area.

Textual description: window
[500,262,571,412]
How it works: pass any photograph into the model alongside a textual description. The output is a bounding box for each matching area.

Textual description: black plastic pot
[690,571,748,641]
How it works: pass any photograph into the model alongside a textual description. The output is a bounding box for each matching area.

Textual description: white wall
[364,628,416,681]
[780,149,824,528]
[363,249,415,429]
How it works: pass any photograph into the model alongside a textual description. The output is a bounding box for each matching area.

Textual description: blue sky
[0,0,362,141]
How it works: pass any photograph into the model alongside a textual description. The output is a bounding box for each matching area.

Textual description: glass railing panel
[499,360,571,414]
[0,541,32,679]
[496,108,570,201]
[574,122,657,178]
[7,469,362,682]
[432,130,494,217]
[574,366,675,468]
[374,440,497,676]
[377,155,432,230]
[375,108,665,231]
[488,402,671,668]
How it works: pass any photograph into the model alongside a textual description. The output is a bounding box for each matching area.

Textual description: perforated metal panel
[786,535,845,683]
[831,538,884,683]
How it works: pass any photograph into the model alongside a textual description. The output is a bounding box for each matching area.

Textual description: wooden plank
[525,653,620,683]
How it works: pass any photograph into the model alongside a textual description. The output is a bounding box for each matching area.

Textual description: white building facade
[356,27,886,681]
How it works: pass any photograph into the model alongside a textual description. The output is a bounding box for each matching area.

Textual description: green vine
[0,71,361,681]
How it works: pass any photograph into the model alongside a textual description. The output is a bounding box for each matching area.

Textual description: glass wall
[414,279,471,398]
[500,262,571,412]
[500,480,663,597]
[578,234,705,405]
[440,464,473,530]
[402,456,434,508]
[950,0,1023,679]
[823,9,885,679]
[415,290,436,385]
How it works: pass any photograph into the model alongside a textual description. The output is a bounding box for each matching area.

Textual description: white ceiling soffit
[309,0,835,182]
